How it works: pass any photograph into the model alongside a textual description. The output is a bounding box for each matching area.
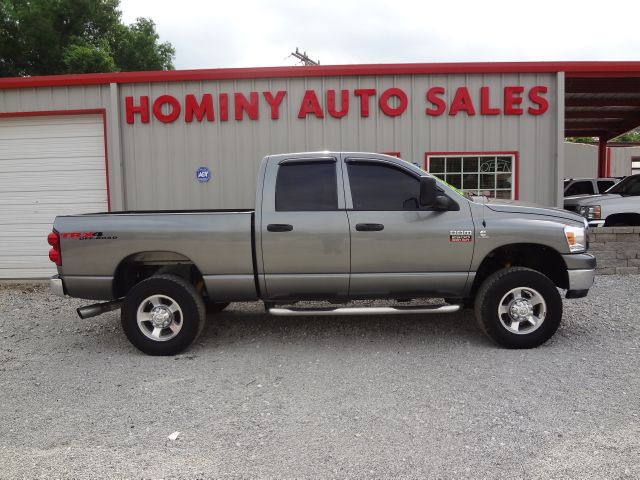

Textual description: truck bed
[53,210,258,301]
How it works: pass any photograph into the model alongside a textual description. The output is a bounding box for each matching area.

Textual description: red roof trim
[3,62,640,90]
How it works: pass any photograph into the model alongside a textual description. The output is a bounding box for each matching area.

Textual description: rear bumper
[562,253,596,298]
[50,275,66,297]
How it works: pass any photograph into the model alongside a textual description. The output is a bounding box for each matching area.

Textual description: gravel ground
[0,275,639,479]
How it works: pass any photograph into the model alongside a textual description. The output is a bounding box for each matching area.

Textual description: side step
[268,304,460,316]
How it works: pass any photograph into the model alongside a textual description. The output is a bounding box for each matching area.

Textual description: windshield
[608,175,640,195]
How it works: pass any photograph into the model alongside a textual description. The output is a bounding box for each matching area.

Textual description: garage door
[0,113,109,279]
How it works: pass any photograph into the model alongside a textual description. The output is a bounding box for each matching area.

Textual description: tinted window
[565,181,594,196]
[275,161,338,211]
[609,175,640,195]
[348,163,421,210]
[597,180,615,193]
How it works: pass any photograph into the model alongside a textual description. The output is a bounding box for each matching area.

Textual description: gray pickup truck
[48,152,595,355]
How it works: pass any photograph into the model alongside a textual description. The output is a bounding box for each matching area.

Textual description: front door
[344,156,475,298]
[260,156,350,300]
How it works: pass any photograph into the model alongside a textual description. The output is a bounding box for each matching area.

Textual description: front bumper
[50,275,66,297]
[587,220,606,228]
[562,253,596,298]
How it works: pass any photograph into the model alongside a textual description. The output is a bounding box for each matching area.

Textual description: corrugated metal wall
[118,73,558,209]
[0,72,560,211]
[564,142,638,178]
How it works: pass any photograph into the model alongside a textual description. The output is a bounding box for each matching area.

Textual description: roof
[565,77,640,139]
[2,61,640,140]
[1,61,640,89]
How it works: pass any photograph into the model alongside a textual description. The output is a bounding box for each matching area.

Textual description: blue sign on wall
[196,166,211,182]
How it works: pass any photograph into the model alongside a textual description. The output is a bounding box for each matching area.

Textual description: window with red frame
[425,153,515,199]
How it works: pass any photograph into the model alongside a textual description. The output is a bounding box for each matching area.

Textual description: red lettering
[152,95,181,123]
[263,91,286,120]
[298,90,324,118]
[354,88,376,117]
[425,87,446,116]
[480,87,500,115]
[449,87,476,116]
[504,86,524,115]
[379,88,408,117]
[125,96,149,124]
[234,92,259,121]
[185,94,214,122]
[528,86,549,115]
[327,90,349,118]
[219,93,228,121]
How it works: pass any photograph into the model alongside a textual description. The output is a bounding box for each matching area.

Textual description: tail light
[48,230,62,266]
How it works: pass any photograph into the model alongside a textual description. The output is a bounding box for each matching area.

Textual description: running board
[268,304,460,316]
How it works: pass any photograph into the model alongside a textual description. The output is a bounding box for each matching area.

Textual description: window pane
[480,174,495,189]
[348,163,421,211]
[462,173,479,190]
[495,190,512,199]
[496,173,512,189]
[496,156,512,172]
[463,157,479,172]
[429,157,445,172]
[275,162,338,211]
[597,180,615,192]
[565,181,594,196]
[479,157,496,173]
[446,173,462,189]
[447,157,462,172]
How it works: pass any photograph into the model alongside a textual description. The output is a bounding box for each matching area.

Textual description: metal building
[2,61,640,279]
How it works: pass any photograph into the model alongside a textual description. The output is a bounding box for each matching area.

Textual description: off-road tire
[121,274,205,356]
[474,267,562,349]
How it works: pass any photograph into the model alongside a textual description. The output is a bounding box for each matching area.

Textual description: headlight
[578,205,601,220]
[564,225,587,252]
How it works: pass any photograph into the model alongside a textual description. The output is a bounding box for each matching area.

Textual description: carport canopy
[564,64,640,177]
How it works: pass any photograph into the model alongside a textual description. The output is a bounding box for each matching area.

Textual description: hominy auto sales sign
[124,86,549,124]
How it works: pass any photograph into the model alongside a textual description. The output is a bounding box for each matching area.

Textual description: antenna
[289,48,319,66]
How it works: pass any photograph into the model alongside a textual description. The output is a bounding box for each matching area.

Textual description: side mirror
[419,177,436,206]
[433,195,452,211]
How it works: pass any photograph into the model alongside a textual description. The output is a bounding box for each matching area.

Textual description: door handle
[267,223,293,232]
[355,223,384,231]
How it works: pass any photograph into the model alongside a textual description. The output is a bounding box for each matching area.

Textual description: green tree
[0,0,174,77]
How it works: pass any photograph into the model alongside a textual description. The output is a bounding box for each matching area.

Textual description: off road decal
[61,231,118,240]
[449,230,472,243]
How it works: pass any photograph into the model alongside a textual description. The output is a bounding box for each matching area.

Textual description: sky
[119,0,640,70]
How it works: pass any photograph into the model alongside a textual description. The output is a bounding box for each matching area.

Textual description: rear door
[259,156,350,300]
[344,156,474,298]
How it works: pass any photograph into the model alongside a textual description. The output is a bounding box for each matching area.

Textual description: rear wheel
[474,267,562,348]
[121,274,205,356]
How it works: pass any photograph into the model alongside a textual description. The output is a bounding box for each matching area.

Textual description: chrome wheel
[136,294,183,342]
[497,287,547,335]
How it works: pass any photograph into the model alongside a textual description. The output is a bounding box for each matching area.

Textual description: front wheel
[474,267,562,349]
[121,274,205,356]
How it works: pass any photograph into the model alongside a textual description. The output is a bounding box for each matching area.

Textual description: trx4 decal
[62,232,118,240]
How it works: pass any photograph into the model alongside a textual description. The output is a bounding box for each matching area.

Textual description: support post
[598,137,608,177]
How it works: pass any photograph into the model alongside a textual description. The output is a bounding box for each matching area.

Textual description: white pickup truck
[565,174,640,227]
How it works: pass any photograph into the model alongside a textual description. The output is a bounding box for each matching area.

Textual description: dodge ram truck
[48,152,596,355]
